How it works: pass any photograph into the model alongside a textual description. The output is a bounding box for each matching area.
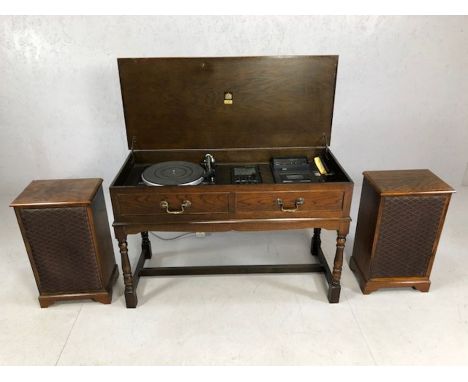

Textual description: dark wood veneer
[111,55,353,308]
[11,179,119,307]
[117,192,230,216]
[350,170,454,294]
[118,56,338,150]
[235,190,344,213]
[11,179,102,207]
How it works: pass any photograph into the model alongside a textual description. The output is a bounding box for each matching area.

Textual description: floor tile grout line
[343,289,379,366]
[54,304,83,366]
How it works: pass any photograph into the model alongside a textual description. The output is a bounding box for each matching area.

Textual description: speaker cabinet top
[363,170,455,196]
[10,178,103,208]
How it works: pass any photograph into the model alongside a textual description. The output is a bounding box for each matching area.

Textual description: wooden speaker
[350,170,454,294]
[11,179,119,307]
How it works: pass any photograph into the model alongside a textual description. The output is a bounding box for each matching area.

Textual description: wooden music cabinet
[110,56,354,308]
[350,170,454,294]
[11,179,119,307]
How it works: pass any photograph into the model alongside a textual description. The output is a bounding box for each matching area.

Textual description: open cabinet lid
[118,55,338,151]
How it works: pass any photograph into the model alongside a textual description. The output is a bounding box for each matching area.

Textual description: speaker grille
[20,207,102,293]
[371,195,445,278]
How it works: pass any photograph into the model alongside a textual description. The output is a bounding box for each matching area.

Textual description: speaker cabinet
[11,179,119,307]
[350,170,454,294]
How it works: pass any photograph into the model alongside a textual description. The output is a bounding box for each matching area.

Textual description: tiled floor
[0,188,467,365]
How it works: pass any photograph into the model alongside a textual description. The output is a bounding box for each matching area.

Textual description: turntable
[110,56,353,308]
[141,161,205,186]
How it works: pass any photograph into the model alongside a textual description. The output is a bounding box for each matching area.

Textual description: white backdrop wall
[1,16,467,226]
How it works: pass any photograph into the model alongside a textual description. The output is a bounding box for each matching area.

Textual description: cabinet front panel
[235,190,344,218]
[117,192,230,216]
[19,207,102,293]
[370,195,447,278]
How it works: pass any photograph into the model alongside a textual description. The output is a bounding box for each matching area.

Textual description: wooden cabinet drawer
[116,192,229,216]
[235,190,344,217]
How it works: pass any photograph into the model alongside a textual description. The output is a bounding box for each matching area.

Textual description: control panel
[231,166,262,184]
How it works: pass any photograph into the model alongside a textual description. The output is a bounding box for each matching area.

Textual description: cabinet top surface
[363,170,454,195]
[10,178,103,207]
[117,55,338,151]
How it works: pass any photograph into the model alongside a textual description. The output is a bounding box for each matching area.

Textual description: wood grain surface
[118,56,338,150]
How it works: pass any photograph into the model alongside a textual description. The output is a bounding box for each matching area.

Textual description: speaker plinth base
[37,265,119,308]
[350,255,431,295]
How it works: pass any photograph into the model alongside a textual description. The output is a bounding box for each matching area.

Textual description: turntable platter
[141,161,205,186]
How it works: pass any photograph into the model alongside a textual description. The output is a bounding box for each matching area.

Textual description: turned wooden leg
[116,233,138,308]
[311,228,321,256]
[328,231,347,303]
[141,231,152,259]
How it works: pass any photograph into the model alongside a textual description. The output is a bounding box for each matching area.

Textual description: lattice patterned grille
[20,207,102,293]
[371,195,445,278]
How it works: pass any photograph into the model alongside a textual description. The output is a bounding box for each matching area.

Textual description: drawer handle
[276,197,304,212]
[160,200,192,214]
